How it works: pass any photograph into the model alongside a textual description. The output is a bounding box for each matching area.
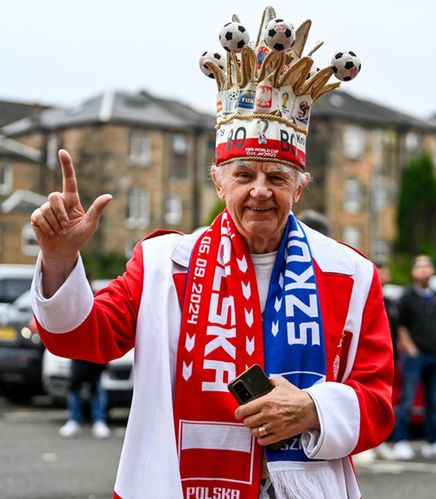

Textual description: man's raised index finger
[58,149,78,194]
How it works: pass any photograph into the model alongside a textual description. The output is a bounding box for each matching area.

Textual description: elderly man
[30,6,394,499]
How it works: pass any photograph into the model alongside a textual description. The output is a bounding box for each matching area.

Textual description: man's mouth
[247,206,273,211]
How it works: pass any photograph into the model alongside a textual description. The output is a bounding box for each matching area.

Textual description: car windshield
[0,278,33,303]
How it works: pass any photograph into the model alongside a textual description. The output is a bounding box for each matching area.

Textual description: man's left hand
[234,376,320,446]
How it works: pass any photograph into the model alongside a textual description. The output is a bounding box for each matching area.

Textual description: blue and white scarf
[263,215,326,463]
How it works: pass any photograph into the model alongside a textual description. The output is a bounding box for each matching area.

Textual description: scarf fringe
[269,466,342,499]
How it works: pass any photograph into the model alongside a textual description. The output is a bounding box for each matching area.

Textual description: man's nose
[250,176,272,199]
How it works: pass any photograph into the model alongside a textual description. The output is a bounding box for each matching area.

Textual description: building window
[47,133,59,170]
[170,135,188,179]
[125,187,150,229]
[173,135,188,155]
[0,163,12,195]
[371,180,390,212]
[22,224,40,256]
[343,125,365,160]
[405,131,419,153]
[129,130,151,165]
[165,195,182,224]
[344,178,362,214]
[372,239,389,262]
[343,225,361,248]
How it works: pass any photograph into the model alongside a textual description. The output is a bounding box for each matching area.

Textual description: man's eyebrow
[234,161,250,169]
[266,165,292,175]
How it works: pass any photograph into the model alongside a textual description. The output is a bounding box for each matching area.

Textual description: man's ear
[211,166,225,200]
[293,172,311,203]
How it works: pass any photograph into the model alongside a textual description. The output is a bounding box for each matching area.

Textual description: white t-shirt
[250,251,277,313]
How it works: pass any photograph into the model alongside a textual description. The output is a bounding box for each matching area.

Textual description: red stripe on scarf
[174,210,265,499]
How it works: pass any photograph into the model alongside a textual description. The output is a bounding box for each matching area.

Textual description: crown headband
[200,6,361,171]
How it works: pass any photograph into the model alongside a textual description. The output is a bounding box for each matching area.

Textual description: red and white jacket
[31,223,394,499]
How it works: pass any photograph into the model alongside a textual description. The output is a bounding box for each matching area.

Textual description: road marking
[41,452,58,463]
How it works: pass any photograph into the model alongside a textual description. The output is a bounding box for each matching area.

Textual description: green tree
[396,151,436,254]
[205,198,226,226]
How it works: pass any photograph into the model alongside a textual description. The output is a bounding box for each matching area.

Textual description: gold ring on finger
[258,425,268,437]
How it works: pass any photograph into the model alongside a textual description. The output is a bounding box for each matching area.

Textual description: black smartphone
[228,364,289,451]
[228,364,274,405]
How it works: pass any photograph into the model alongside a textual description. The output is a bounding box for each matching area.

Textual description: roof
[0,135,42,162]
[0,99,49,128]
[2,90,215,136]
[312,90,435,130]
[1,190,47,214]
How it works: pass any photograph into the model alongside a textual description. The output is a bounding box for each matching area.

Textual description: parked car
[42,349,134,410]
[0,290,44,402]
[0,264,35,318]
[40,277,133,410]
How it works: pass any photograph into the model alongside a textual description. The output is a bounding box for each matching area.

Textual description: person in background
[392,255,436,459]
[58,270,111,439]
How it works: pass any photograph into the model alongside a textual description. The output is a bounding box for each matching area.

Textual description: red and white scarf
[174,210,265,499]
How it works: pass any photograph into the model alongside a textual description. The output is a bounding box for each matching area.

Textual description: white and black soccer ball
[199,51,226,78]
[307,65,321,79]
[263,18,295,51]
[331,50,361,81]
[219,22,250,53]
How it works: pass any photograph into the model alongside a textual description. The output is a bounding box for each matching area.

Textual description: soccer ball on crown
[263,18,295,51]
[331,50,361,81]
[199,51,226,78]
[307,65,321,80]
[219,21,250,53]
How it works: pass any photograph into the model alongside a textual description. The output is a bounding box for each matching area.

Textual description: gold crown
[200,6,361,169]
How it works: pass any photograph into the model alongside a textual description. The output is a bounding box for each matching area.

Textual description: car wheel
[1,383,33,404]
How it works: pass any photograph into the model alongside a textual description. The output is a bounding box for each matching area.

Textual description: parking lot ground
[1,396,436,498]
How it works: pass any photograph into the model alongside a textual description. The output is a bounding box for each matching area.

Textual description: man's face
[213,161,307,253]
[411,256,434,286]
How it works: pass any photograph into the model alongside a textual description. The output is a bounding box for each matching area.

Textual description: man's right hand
[30,149,112,297]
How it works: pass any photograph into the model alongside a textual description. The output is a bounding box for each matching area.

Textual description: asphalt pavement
[1,395,436,499]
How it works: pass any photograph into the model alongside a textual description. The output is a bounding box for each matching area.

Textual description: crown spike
[307,41,324,57]
[292,20,312,57]
[239,46,257,87]
[203,61,226,90]
[312,81,341,101]
[299,66,334,97]
[257,50,282,82]
[280,57,313,89]
[255,6,277,47]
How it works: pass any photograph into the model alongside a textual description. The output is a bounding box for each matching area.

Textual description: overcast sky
[2,0,434,119]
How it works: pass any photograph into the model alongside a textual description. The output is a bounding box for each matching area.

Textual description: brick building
[1,90,215,263]
[299,91,436,261]
[0,89,435,265]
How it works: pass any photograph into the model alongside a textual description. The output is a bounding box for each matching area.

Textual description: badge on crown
[199,6,361,171]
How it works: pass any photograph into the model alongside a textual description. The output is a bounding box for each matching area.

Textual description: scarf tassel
[268,465,344,499]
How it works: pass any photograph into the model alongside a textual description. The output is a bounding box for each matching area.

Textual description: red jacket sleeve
[37,242,144,363]
[346,266,395,453]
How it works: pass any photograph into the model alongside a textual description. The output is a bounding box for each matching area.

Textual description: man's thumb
[86,194,113,222]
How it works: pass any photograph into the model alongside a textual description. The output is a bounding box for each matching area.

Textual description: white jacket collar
[171,222,356,276]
